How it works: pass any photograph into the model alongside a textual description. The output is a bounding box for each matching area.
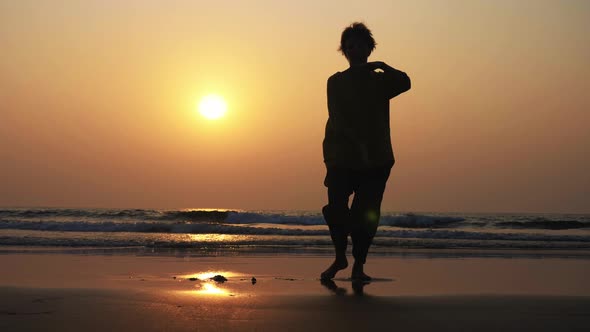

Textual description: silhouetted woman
[321,22,411,281]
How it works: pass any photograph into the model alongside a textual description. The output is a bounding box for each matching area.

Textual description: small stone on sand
[210,275,227,283]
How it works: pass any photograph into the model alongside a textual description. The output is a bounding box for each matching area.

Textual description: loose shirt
[323,66,411,169]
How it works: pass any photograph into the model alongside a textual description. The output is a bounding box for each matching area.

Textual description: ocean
[1,208,590,257]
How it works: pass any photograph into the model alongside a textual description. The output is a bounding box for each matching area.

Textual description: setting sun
[198,94,227,120]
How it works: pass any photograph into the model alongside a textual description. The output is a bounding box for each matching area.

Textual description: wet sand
[0,252,589,331]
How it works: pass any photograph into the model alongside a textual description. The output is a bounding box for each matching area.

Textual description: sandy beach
[1,250,589,331]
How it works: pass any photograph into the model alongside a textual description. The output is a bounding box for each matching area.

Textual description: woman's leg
[349,164,392,280]
[321,167,354,279]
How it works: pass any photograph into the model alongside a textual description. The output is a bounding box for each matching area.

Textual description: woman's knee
[322,204,349,225]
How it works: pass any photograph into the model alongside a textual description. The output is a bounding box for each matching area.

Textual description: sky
[1,0,589,213]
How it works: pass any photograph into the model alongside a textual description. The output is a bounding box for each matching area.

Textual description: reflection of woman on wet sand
[321,22,411,281]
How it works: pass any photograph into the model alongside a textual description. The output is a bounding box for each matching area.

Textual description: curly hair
[338,22,377,57]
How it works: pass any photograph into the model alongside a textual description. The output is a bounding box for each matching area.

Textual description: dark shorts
[323,161,394,226]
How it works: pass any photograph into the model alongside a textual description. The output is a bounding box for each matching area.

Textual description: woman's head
[338,22,376,65]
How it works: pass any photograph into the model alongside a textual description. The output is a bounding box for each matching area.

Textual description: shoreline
[2,245,590,259]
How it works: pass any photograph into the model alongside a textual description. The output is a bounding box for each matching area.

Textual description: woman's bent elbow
[403,74,411,92]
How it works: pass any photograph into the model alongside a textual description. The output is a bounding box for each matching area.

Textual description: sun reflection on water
[182,270,235,280]
[177,270,238,297]
[196,282,230,296]
[186,234,250,242]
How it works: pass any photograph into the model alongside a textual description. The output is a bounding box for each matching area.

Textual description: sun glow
[198,94,227,120]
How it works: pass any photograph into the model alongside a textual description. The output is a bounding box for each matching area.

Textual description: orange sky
[1,0,589,213]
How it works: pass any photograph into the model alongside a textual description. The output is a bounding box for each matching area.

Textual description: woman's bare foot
[320,256,348,280]
[320,279,347,295]
[351,261,372,281]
